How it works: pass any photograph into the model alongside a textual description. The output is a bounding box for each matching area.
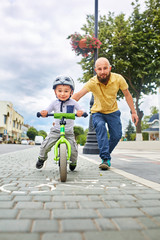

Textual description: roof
[148,113,159,123]
[142,127,159,133]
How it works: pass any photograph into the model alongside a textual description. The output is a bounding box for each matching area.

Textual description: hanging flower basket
[79,39,87,49]
[67,32,102,57]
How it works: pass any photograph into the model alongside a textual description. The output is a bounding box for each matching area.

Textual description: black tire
[59,143,67,182]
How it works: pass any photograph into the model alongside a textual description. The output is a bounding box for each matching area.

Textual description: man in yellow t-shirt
[72,57,139,170]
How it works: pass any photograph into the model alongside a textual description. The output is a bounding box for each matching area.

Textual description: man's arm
[72,87,89,101]
[122,89,139,126]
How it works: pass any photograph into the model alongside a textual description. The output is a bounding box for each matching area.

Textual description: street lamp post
[83,0,99,154]
[158,87,160,141]
[94,0,98,66]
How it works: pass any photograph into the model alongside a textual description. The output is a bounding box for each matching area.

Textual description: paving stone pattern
[0,147,160,240]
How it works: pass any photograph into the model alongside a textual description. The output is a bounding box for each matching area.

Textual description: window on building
[4,115,7,124]
[13,120,15,128]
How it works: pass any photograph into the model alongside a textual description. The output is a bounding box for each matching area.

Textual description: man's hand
[131,112,139,126]
[40,110,48,117]
[122,89,139,127]
[76,110,84,117]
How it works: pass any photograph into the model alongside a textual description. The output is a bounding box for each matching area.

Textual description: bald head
[95,57,111,69]
[95,57,111,84]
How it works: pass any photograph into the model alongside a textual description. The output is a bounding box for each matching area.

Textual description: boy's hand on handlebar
[40,110,48,117]
[76,110,84,117]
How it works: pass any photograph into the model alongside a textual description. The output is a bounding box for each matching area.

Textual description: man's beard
[97,72,111,84]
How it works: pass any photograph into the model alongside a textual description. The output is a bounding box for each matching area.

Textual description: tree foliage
[27,128,47,141]
[74,126,84,140]
[73,0,160,134]
[76,134,86,146]
[38,130,47,139]
[125,120,136,141]
[27,127,38,141]
[149,106,159,115]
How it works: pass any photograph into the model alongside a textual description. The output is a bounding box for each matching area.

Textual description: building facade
[143,113,159,141]
[0,101,24,143]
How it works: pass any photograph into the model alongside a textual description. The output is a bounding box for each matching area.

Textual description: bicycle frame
[37,111,88,182]
[37,112,88,162]
[54,123,71,162]
[53,113,75,164]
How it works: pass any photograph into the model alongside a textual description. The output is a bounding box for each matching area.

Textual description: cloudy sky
[0,0,159,134]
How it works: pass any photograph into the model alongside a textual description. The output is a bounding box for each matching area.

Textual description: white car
[21,140,28,145]
[35,136,44,145]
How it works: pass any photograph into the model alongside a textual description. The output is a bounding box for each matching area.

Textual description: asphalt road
[111,149,160,184]
[0,143,36,155]
[78,147,160,184]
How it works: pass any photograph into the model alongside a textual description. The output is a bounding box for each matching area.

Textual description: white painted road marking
[79,154,160,192]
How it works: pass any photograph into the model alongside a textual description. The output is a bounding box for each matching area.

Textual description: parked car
[21,139,28,145]
[35,136,44,145]
[28,140,35,145]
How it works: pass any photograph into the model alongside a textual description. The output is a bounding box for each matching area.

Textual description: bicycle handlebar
[75,112,88,118]
[37,112,88,118]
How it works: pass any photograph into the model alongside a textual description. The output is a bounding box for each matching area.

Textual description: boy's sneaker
[99,159,111,170]
[36,158,45,169]
[69,162,77,171]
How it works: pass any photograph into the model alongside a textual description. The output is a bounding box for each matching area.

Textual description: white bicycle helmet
[53,75,75,91]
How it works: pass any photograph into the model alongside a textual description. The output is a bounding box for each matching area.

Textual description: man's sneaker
[99,160,111,170]
[36,158,45,169]
[69,162,77,171]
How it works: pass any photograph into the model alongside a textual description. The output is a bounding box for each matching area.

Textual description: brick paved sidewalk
[0,147,160,240]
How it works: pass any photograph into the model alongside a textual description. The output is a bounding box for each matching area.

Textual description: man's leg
[92,111,122,170]
[107,110,122,154]
[92,113,110,160]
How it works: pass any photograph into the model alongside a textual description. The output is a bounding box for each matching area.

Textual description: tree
[27,127,38,141]
[38,130,47,139]
[149,106,159,115]
[126,0,160,133]
[72,0,160,134]
[84,128,89,136]
[76,134,87,146]
[125,120,136,141]
[73,126,84,140]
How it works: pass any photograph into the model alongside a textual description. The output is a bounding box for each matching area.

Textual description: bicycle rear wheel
[59,143,67,182]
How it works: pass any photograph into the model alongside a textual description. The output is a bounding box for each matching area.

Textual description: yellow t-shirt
[84,73,128,114]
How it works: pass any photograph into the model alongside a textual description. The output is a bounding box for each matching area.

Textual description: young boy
[36,75,84,171]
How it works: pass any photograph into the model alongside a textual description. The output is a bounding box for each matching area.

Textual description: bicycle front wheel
[59,143,67,182]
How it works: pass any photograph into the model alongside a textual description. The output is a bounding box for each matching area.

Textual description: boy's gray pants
[39,128,78,164]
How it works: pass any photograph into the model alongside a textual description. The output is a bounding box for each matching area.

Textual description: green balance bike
[37,112,88,182]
